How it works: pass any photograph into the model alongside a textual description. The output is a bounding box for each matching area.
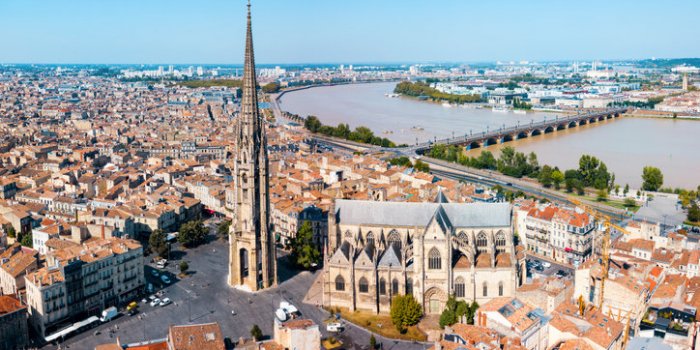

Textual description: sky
[1,0,699,64]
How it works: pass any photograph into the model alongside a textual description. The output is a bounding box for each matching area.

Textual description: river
[279,82,700,189]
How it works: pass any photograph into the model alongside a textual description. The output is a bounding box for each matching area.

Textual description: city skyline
[1,0,699,64]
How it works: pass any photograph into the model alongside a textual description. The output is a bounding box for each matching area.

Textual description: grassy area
[546,190,640,213]
[174,79,242,88]
[331,307,427,342]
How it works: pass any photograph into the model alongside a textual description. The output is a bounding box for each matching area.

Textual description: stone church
[323,195,525,314]
[228,2,276,292]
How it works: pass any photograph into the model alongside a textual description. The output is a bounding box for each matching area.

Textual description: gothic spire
[241,0,259,130]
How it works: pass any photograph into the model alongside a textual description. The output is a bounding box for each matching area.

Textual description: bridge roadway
[375,107,628,156]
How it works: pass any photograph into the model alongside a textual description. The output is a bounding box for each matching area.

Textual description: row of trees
[304,116,397,147]
[439,295,479,328]
[388,156,430,173]
[512,99,533,110]
[148,219,209,257]
[261,82,280,93]
[394,81,483,104]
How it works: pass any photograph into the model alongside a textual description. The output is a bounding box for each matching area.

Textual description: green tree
[641,166,664,192]
[20,232,32,248]
[149,229,168,257]
[261,81,280,93]
[179,261,189,274]
[596,188,608,202]
[369,334,377,349]
[439,308,457,329]
[623,184,630,196]
[217,220,231,237]
[290,221,321,269]
[390,295,423,332]
[5,225,15,239]
[178,220,207,248]
[304,115,322,133]
[539,165,553,188]
[624,198,637,208]
[250,324,263,341]
[414,160,430,173]
[688,202,700,223]
[551,169,565,190]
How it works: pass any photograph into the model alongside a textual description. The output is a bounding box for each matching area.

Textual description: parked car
[150,298,161,307]
[326,322,344,333]
[159,297,171,306]
[541,262,552,268]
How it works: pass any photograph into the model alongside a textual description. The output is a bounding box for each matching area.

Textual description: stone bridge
[391,108,628,155]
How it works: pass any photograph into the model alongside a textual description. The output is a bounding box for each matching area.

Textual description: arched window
[366,232,375,246]
[428,248,441,270]
[387,230,401,250]
[335,275,345,291]
[392,279,399,295]
[477,232,488,251]
[455,277,465,298]
[379,278,386,295]
[482,282,488,297]
[359,277,369,293]
[406,279,413,295]
[498,281,504,296]
[458,231,469,244]
[495,231,506,253]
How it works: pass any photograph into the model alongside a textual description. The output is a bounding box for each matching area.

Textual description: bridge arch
[614,113,620,118]
[516,131,528,139]
[483,138,498,147]
[530,129,542,137]
[501,134,514,143]
[556,124,567,131]
[597,115,605,121]
[568,121,577,128]
[588,118,597,124]
[466,142,481,150]
[578,119,587,126]
[544,126,555,134]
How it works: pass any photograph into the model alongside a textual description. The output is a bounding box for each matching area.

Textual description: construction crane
[568,197,630,310]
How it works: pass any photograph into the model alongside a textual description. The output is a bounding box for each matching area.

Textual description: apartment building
[24,237,144,338]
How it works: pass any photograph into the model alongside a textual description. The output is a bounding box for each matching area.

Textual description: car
[156,290,166,297]
[150,298,161,307]
[556,270,568,277]
[159,297,171,306]
[534,265,544,272]
[326,322,344,333]
[148,295,156,301]
[161,275,171,284]
[541,262,552,268]
[150,270,159,277]
[141,298,148,303]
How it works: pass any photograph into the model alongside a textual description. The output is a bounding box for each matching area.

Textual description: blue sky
[1,0,698,64]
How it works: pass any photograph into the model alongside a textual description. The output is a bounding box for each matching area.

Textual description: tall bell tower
[229,0,277,291]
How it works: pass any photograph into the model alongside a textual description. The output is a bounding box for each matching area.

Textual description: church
[323,195,526,314]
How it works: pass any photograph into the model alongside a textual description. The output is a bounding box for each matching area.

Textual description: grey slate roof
[335,199,511,228]
[378,244,401,267]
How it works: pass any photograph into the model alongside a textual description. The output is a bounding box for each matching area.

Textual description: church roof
[378,245,401,267]
[334,200,511,228]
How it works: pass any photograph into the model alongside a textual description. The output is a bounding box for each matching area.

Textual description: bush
[179,261,189,274]
[250,324,263,341]
[390,295,423,332]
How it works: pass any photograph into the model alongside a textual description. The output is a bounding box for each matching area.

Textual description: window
[387,230,401,250]
[455,277,465,298]
[482,282,488,297]
[428,248,441,270]
[392,279,399,295]
[335,275,345,291]
[498,282,504,296]
[359,277,369,293]
[458,231,469,244]
[495,231,506,252]
[406,279,413,295]
[477,232,488,250]
[366,232,375,246]
[379,278,387,295]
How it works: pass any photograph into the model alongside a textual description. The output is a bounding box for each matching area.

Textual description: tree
[439,308,457,329]
[179,261,189,274]
[369,334,377,349]
[624,198,637,208]
[217,220,231,237]
[414,160,430,173]
[623,184,630,197]
[250,324,263,341]
[551,169,565,190]
[688,202,700,223]
[178,220,207,248]
[538,165,553,188]
[290,222,320,269]
[149,229,168,257]
[390,295,423,332]
[596,188,608,202]
[578,155,611,189]
[20,232,32,248]
[5,225,15,239]
[261,82,280,93]
[641,166,664,192]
